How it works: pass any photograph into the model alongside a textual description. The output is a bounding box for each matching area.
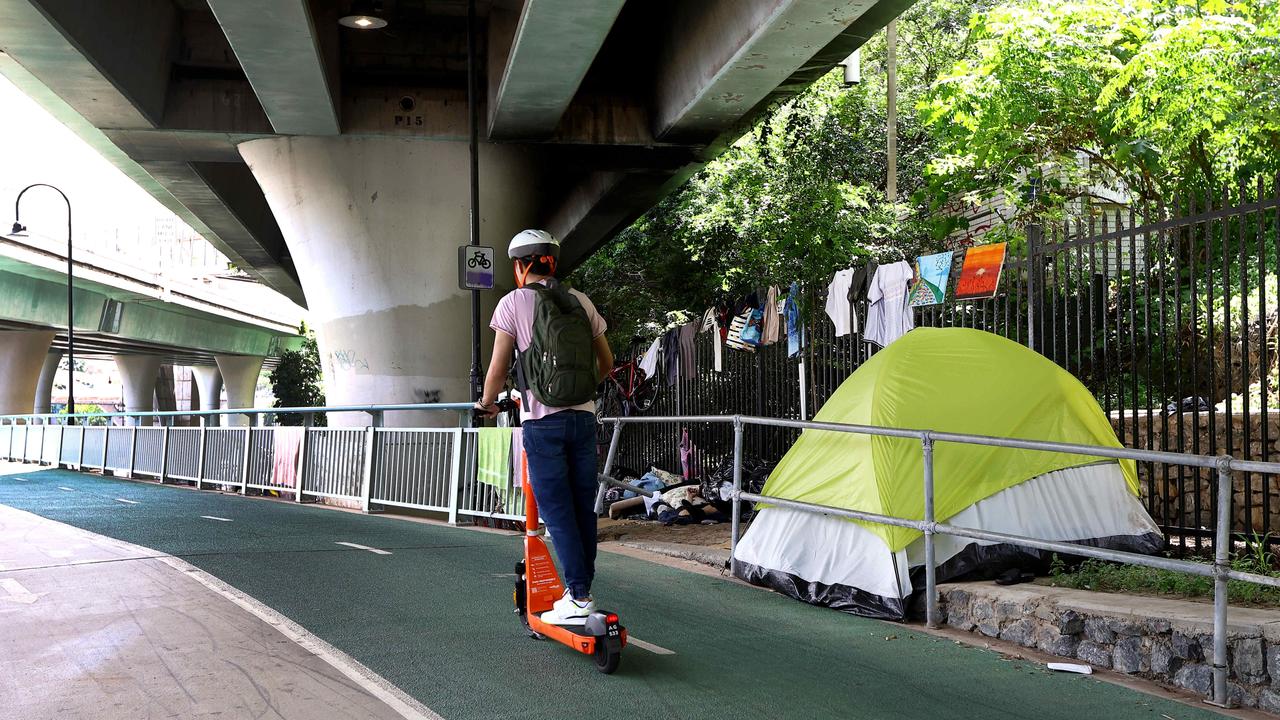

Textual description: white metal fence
[0,403,526,523]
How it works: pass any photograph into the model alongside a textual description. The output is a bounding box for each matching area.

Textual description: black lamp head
[10,221,25,235]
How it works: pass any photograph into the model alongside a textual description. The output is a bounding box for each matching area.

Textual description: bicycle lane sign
[458,245,495,290]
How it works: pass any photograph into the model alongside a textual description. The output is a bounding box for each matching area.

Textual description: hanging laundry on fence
[478,427,513,505]
[678,321,699,379]
[908,251,955,307]
[864,261,914,347]
[825,267,858,337]
[785,282,805,357]
[762,286,781,345]
[740,307,765,347]
[954,242,1008,300]
[662,328,681,386]
[638,336,661,380]
[700,307,724,372]
[725,309,756,352]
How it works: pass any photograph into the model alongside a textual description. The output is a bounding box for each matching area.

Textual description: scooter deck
[527,612,627,655]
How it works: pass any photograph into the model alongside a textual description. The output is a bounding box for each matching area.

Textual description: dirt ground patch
[597,518,733,549]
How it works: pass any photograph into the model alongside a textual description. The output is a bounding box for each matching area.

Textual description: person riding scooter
[475,229,614,625]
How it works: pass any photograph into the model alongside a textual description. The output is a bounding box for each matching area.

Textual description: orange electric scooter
[483,399,627,674]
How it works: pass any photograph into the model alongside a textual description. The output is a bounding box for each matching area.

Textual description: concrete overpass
[0,230,302,422]
[0,0,912,423]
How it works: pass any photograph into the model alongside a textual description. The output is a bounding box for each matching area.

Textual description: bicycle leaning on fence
[595,345,661,446]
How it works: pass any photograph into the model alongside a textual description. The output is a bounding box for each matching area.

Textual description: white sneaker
[541,589,595,625]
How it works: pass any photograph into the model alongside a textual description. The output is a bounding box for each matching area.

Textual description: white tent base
[733,462,1164,620]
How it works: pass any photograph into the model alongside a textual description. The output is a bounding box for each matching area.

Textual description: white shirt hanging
[638,336,662,379]
[824,268,858,337]
[864,261,915,347]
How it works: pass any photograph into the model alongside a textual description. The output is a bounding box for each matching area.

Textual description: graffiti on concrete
[328,350,370,373]
[416,388,442,403]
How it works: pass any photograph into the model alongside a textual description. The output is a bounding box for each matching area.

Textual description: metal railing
[10,398,1276,706]
[597,413,1280,710]
[0,402,527,524]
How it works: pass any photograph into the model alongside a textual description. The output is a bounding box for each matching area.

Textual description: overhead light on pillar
[10,222,25,235]
[339,1,388,29]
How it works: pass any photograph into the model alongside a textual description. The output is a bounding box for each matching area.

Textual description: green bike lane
[0,466,1228,720]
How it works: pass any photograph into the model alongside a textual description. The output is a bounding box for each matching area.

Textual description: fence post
[798,359,808,421]
[128,426,138,478]
[594,421,624,515]
[360,425,376,513]
[196,416,209,490]
[730,416,744,576]
[360,411,383,513]
[159,424,171,484]
[448,427,464,525]
[296,414,313,502]
[76,425,85,470]
[100,424,109,471]
[1209,458,1234,708]
[1026,223,1042,353]
[240,426,252,495]
[922,433,939,629]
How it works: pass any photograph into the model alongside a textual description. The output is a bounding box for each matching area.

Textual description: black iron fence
[611,180,1280,552]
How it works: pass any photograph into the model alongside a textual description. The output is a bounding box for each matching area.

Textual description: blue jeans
[522,410,598,600]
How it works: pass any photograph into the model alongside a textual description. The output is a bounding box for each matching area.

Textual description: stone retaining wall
[940,582,1280,712]
[1109,411,1280,534]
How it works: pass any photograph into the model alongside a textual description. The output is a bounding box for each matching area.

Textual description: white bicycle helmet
[508,229,560,260]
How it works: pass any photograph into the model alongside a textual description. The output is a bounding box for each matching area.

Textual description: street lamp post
[11,184,75,425]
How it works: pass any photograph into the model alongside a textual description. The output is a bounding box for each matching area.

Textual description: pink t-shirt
[490,282,607,421]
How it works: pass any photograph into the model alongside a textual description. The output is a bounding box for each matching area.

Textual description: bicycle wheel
[631,377,659,413]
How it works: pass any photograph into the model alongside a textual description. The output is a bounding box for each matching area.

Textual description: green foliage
[921,0,1280,224]
[269,323,326,426]
[58,403,108,426]
[1048,541,1280,607]
[575,0,995,345]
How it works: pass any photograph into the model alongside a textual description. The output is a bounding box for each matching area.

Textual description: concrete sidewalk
[0,502,429,720]
[0,464,1242,720]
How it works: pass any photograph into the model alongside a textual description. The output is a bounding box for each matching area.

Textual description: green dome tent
[734,328,1161,620]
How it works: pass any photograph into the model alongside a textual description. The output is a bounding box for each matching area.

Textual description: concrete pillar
[0,331,56,418]
[240,136,534,426]
[192,365,223,426]
[155,364,178,415]
[34,350,64,421]
[215,355,263,427]
[115,355,162,426]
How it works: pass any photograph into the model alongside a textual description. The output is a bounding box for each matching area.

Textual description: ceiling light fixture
[340,1,388,30]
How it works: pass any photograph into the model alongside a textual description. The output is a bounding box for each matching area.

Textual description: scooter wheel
[593,641,621,674]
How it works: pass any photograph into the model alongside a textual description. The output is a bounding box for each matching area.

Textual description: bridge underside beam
[487,0,626,139]
[206,0,340,136]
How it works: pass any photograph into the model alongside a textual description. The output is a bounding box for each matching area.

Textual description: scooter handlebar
[472,397,518,423]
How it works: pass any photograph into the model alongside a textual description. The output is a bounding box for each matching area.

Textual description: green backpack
[517,281,598,407]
